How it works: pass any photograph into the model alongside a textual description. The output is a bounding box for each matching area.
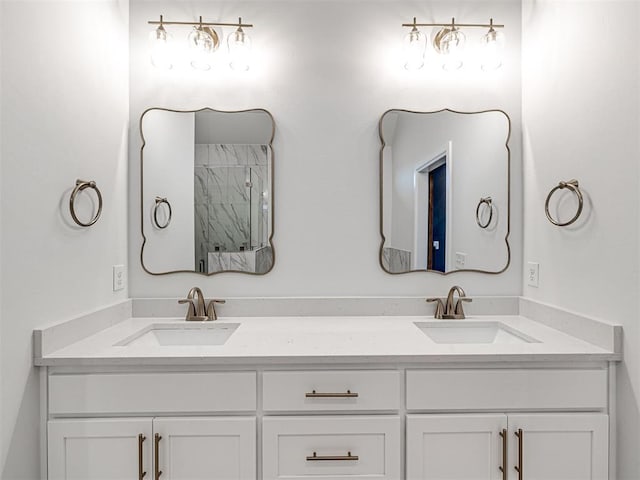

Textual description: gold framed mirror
[140,107,275,275]
[379,108,510,274]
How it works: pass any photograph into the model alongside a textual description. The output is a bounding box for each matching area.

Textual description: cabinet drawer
[49,372,256,415]
[262,416,401,480]
[406,368,607,411]
[262,370,400,412]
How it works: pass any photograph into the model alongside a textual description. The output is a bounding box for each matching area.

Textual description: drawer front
[406,368,607,411]
[49,372,256,415]
[262,416,401,480]
[263,370,400,412]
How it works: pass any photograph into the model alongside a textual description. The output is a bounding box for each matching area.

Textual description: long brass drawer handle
[306,451,359,461]
[154,434,163,480]
[305,390,359,398]
[138,434,147,480]
[498,429,507,480]
[514,428,523,480]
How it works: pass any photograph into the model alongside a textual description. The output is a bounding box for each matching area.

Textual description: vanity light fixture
[149,15,173,70]
[402,17,505,71]
[403,17,428,70]
[148,15,254,71]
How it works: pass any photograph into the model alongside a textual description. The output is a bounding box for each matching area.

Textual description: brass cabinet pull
[498,429,507,480]
[305,390,358,398]
[306,451,359,461]
[514,428,523,480]
[138,434,147,480]
[154,434,163,480]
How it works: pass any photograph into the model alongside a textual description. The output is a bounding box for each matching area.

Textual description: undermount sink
[414,321,539,344]
[115,323,240,347]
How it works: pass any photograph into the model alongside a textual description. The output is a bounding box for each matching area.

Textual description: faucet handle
[206,299,226,321]
[454,297,472,316]
[178,298,197,321]
[426,298,445,319]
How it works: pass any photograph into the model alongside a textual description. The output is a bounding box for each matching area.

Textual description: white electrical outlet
[455,252,467,269]
[527,262,540,287]
[113,265,126,291]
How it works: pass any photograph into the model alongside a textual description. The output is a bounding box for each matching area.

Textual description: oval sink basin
[414,321,539,344]
[115,323,240,347]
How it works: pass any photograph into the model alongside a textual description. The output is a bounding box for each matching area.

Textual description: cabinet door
[153,417,256,480]
[407,414,508,480]
[508,414,608,480]
[48,418,152,480]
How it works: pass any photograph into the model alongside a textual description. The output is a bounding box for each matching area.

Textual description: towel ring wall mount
[153,196,172,229]
[545,179,583,227]
[69,179,103,227]
[475,196,493,229]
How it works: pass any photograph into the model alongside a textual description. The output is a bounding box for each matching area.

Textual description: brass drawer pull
[154,434,163,480]
[498,429,507,480]
[306,451,359,461]
[305,390,358,398]
[514,428,523,480]
[138,434,147,480]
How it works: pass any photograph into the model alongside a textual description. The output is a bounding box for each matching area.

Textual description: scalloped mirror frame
[378,108,511,275]
[139,107,275,276]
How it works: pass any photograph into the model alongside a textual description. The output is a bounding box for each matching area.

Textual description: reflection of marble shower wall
[382,247,411,273]
[194,144,268,256]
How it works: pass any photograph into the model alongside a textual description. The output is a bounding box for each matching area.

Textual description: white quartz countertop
[35,315,619,366]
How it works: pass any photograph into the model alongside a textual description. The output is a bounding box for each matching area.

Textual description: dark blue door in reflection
[429,163,446,273]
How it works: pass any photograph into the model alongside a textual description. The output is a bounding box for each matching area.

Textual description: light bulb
[228,22,252,71]
[188,25,218,71]
[481,26,505,71]
[149,23,173,70]
[438,27,465,71]
[403,24,427,71]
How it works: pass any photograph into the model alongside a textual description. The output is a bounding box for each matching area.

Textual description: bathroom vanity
[35,301,620,480]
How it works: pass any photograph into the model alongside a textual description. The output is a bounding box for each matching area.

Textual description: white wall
[521,1,640,478]
[129,0,523,297]
[0,1,129,478]
[142,110,195,272]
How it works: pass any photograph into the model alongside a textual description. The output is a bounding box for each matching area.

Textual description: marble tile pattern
[382,247,411,273]
[195,144,271,273]
[255,246,274,274]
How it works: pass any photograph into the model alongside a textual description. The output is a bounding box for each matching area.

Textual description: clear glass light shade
[403,27,427,70]
[149,25,173,70]
[480,28,505,71]
[438,28,466,71]
[188,26,216,70]
[228,27,252,71]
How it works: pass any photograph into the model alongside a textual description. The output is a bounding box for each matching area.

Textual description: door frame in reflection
[413,141,453,271]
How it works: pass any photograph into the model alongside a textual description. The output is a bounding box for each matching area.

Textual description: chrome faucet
[427,285,473,319]
[178,287,226,321]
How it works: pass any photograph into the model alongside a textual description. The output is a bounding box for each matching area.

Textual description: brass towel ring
[475,196,493,229]
[545,179,583,227]
[153,196,172,229]
[69,179,103,227]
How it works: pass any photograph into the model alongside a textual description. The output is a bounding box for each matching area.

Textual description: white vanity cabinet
[43,365,613,480]
[46,371,258,480]
[48,417,256,480]
[48,418,153,480]
[406,414,608,480]
[405,368,610,480]
[261,370,402,480]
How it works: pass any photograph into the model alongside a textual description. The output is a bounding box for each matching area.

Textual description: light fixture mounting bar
[148,17,253,28]
[402,19,504,29]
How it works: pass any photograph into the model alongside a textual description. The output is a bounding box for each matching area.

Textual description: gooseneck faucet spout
[427,285,472,319]
[178,287,208,321]
[178,287,227,321]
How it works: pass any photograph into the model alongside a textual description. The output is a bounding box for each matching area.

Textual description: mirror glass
[140,108,274,275]
[379,109,510,274]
